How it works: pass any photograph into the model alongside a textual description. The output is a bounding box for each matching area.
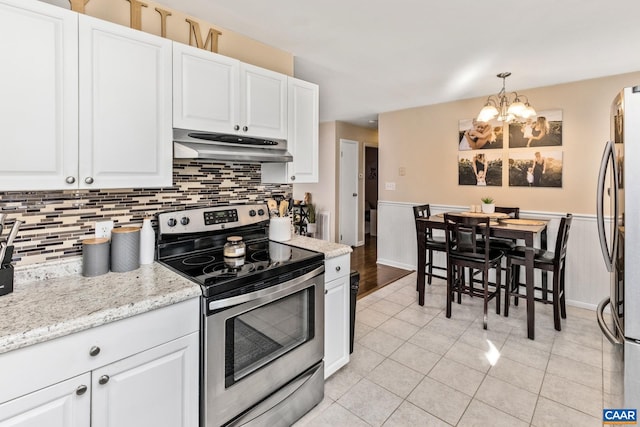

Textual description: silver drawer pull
[89,346,100,357]
[76,385,87,395]
[335,266,341,272]
[98,375,110,385]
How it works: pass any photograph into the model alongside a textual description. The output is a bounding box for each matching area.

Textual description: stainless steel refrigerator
[597,86,640,409]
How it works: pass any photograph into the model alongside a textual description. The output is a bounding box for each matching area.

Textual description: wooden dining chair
[443,214,503,329]
[413,204,447,286]
[504,214,573,331]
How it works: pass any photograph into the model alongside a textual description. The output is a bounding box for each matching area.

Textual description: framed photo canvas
[508,150,563,187]
[508,109,563,148]
[459,151,502,186]
[458,118,503,150]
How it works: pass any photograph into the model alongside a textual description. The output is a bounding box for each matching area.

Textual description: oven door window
[224,288,315,387]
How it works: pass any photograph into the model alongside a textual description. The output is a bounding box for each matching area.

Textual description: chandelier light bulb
[477,73,536,123]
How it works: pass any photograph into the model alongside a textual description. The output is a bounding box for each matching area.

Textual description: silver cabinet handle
[242,126,248,132]
[353,193,358,197]
[234,125,240,131]
[85,177,94,185]
[65,176,76,184]
[335,266,341,272]
[290,176,296,181]
[89,346,100,357]
[76,385,88,395]
[324,289,328,295]
[98,375,110,385]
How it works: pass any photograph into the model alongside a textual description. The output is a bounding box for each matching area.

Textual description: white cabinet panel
[172,43,287,140]
[92,332,199,427]
[0,0,78,191]
[78,15,173,189]
[173,43,239,134]
[261,77,318,184]
[324,254,350,379]
[241,63,287,140]
[0,373,90,427]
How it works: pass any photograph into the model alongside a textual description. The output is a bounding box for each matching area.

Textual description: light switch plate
[385,182,396,190]
[95,220,114,239]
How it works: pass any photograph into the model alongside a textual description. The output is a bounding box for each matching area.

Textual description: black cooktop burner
[159,238,324,298]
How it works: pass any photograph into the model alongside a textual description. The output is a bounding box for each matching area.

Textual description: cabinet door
[78,15,173,189]
[241,63,287,139]
[287,77,319,183]
[173,42,239,134]
[0,0,78,191]
[91,332,199,427]
[324,274,350,379]
[260,77,318,184]
[0,373,90,427]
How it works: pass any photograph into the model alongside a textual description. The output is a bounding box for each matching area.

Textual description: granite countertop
[0,258,201,355]
[285,235,352,258]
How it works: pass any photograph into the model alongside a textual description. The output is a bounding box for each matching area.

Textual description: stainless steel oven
[156,204,325,427]
[205,266,324,426]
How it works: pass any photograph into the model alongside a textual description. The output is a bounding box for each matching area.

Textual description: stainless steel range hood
[173,128,293,163]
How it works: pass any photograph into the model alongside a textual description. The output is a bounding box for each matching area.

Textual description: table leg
[417,221,426,306]
[525,236,535,340]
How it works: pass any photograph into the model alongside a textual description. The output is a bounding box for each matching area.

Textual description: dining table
[415,212,549,340]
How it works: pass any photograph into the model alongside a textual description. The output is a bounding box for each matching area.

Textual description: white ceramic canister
[269,217,292,242]
[110,226,140,272]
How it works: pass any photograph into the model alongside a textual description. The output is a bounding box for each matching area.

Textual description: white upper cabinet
[173,43,239,134]
[0,0,173,191]
[240,63,288,140]
[0,0,79,191]
[78,14,173,189]
[173,43,287,140]
[261,77,319,183]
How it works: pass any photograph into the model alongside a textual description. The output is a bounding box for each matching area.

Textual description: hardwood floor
[350,234,413,299]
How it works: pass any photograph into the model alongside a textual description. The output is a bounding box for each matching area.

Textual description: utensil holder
[0,264,13,296]
[269,217,292,242]
[1,245,14,266]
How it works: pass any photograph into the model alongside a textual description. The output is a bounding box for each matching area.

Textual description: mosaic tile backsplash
[0,160,291,266]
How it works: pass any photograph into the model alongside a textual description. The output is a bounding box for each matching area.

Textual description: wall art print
[458,118,504,150]
[508,150,563,187]
[458,151,502,186]
[508,109,563,148]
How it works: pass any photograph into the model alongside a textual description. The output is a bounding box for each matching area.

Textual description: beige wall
[378,71,640,214]
[42,0,293,75]
[295,121,378,243]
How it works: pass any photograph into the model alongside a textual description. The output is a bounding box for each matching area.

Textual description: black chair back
[494,207,520,218]
[554,214,573,264]
[413,204,433,238]
[443,214,491,261]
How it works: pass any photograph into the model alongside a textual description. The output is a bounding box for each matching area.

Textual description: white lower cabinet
[324,254,350,379]
[0,299,199,427]
[0,373,91,427]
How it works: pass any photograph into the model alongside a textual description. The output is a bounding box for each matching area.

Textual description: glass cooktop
[159,239,324,298]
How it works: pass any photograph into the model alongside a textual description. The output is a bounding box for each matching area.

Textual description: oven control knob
[167,218,177,227]
[180,217,190,226]
[257,209,265,216]
[249,209,256,217]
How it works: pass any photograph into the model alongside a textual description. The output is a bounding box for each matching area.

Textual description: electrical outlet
[95,220,114,239]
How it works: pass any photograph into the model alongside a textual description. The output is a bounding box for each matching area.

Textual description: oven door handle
[208,265,325,311]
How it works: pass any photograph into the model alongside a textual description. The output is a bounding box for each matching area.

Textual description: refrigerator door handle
[597,297,623,345]
[596,140,619,272]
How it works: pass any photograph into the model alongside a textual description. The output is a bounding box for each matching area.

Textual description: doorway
[339,139,358,246]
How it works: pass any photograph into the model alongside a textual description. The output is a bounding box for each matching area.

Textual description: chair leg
[513,266,520,307]
[446,262,453,319]
[560,265,567,319]
[551,269,562,331]
[483,274,489,330]
[427,249,433,285]
[504,259,512,317]
[495,264,501,316]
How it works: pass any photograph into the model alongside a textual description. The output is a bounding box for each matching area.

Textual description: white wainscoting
[377,201,610,310]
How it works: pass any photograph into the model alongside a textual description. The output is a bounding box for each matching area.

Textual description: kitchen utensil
[6,220,22,246]
[267,199,278,217]
[0,242,7,266]
[279,200,289,217]
[0,213,6,238]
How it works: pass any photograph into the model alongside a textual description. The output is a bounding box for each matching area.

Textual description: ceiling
[160,0,640,129]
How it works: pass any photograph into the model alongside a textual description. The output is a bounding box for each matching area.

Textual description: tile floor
[295,272,623,426]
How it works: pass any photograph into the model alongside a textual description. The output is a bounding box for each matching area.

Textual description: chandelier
[477,72,536,123]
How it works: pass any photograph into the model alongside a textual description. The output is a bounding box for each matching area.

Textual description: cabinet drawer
[0,298,199,404]
[325,255,349,283]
